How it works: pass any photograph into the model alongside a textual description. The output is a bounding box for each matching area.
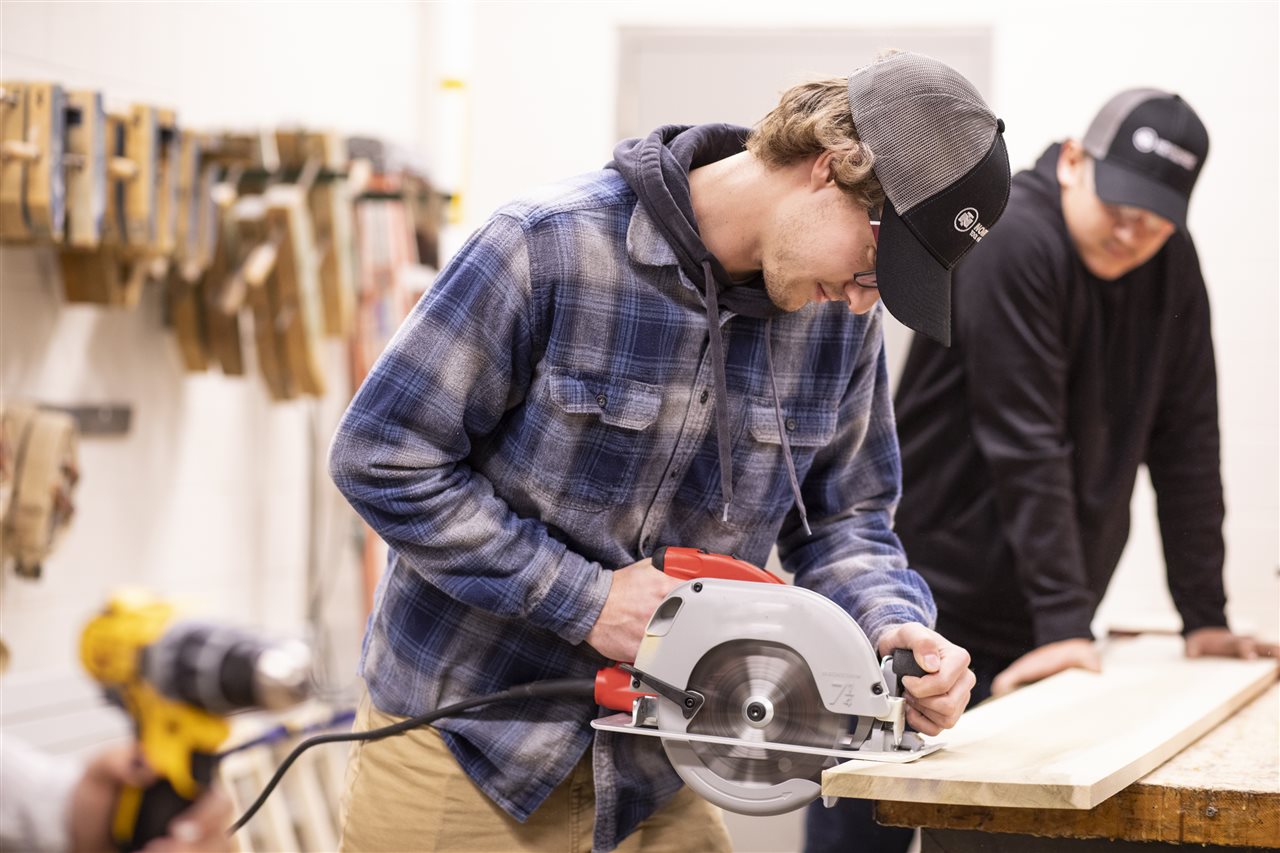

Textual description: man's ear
[1057,139,1085,190]
[810,150,838,190]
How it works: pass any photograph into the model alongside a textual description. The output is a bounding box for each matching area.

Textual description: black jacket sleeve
[1146,238,1228,634]
[955,228,1097,648]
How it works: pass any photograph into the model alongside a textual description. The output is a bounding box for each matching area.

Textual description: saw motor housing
[592,576,938,816]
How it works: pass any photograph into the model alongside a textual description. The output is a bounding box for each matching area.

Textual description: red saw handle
[594,547,783,711]
[651,546,785,584]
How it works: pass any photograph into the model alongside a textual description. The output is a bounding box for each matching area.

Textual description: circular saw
[591,547,942,816]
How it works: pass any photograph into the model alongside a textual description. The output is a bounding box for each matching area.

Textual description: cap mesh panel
[848,53,996,213]
[1082,87,1168,159]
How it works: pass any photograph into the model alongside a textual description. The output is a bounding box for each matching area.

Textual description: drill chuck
[140,621,312,714]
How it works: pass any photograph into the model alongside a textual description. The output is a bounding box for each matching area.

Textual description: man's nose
[843,284,881,314]
[1113,222,1141,246]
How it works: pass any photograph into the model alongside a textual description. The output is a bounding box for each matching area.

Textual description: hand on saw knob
[877,622,975,735]
[585,559,684,662]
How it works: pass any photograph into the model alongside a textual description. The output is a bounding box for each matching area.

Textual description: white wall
[439,0,1279,645]
[1,1,1274,846]
[0,2,429,741]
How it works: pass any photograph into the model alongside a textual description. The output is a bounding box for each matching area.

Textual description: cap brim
[1093,158,1189,229]
[876,196,952,347]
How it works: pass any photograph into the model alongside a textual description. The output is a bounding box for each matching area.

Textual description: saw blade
[679,640,846,788]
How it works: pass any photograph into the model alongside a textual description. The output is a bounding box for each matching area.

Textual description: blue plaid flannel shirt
[329,168,936,850]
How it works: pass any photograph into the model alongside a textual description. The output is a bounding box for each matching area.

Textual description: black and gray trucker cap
[848,52,1010,347]
[1082,88,1208,229]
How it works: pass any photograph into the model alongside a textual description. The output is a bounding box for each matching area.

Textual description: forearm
[1155,468,1227,634]
[783,513,935,651]
[780,313,934,649]
[984,452,1096,645]
[1147,253,1227,634]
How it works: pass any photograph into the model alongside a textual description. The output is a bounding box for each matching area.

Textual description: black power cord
[228,678,596,834]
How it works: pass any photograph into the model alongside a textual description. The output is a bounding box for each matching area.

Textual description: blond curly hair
[746,78,884,211]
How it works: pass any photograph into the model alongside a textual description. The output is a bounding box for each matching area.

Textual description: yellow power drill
[80,590,312,851]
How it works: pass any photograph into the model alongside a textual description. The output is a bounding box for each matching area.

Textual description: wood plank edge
[1083,663,1278,808]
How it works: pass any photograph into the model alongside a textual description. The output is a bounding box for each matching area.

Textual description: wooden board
[875,684,1279,847]
[823,637,1277,811]
[64,90,107,249]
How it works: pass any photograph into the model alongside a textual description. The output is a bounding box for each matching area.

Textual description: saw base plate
[591,714,944,765]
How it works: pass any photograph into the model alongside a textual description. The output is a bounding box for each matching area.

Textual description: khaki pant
[339,694,733,853]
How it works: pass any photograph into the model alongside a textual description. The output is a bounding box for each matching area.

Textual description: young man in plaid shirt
[330,51,1010,852]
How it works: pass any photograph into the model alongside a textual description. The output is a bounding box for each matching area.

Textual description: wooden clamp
[200,185,251,377]
[0,405,79,581]
[116,104,160,251]
[245,240,293,400]
[0,83,31,241]
[152,108,180,262]
[229,194,293,400]
[174,131,218,276]
[63,90,108,249]
[167,131,222,372]
[205,130,279,198]
[0,81,68,243]
[57,92,126,303]
[104,103,171,258]
[265,184,327,398]
[59,102,172,307]
[276,129,355,337]
[191,132,276,373]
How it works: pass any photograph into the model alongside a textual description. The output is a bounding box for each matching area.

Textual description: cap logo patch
[954,207,988,242]
[1131,126,1198,170]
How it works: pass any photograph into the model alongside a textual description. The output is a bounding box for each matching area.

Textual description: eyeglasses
[1103,202,1172,236]
[855,218,880,289]
[853,270,878,289]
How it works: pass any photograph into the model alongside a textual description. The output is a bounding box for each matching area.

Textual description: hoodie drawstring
[764,317,811,536]
[702,261,734,522]
[702,261,811,534]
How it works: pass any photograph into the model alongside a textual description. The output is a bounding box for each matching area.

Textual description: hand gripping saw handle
[593,547,784,712]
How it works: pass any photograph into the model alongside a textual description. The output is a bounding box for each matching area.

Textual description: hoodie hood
[608,124,810,537]
[609,124,783,320]
[1027,142,1065,200]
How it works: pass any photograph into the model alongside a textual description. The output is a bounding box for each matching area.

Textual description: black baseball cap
[1082,88,1208,229]
[847,52,1011,347]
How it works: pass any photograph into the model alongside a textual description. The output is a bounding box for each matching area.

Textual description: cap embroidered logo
[1132,127,1159,153]
[954,208,979,231]
[1131,126,1198,170]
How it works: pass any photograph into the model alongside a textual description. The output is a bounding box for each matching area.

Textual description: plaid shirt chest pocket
[719,398,838,531]
[522,369,663,511]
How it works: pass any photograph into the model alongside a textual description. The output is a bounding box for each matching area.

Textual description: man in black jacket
[888,89,1265,706]
[804,88,1268,853]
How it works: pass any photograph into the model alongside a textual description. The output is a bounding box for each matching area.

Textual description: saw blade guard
[633,579,891,722]
[633,579,891,814]
[663,738,824,816]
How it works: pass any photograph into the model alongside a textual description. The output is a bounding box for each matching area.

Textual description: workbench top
[822,637,1278,848]
[874,683,1278,847]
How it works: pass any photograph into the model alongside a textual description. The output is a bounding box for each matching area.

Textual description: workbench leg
[920,828,1278,852]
